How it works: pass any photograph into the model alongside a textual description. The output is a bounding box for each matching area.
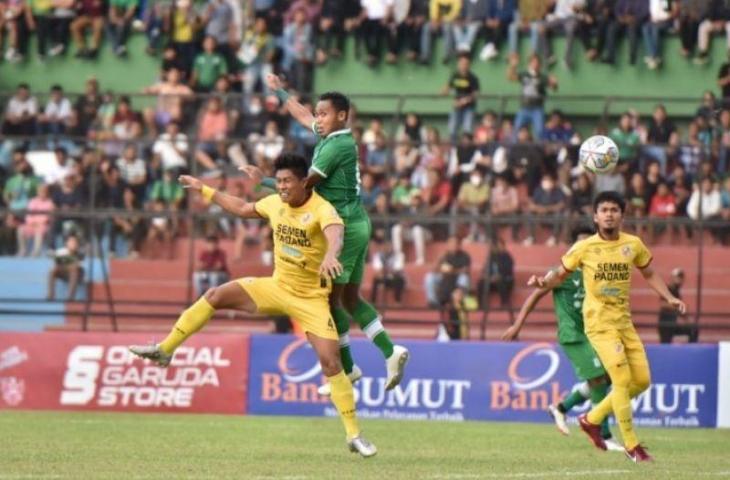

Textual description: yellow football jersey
[561,232,652,334]
[254,191,343,298]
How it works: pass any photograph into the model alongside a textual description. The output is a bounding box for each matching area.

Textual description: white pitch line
[429,470,633,479]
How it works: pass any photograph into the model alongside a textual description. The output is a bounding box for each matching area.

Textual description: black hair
[274,152,308,179]
[593,191,626,213]
[51,84,63,92]
[457,51,471,62]
[318,91,350,118]
[571,225,595,243]
[17,83,29,90]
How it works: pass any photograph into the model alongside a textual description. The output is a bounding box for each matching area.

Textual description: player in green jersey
[501,227,623,452]
[241,74,409,395]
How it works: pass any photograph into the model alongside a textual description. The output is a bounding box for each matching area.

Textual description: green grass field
[2,411,729,479]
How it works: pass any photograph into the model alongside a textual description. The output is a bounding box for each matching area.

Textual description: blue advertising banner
[247,335,718,427]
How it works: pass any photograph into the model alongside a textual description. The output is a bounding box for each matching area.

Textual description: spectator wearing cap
[193,235,230,296]
[658,268,698,343]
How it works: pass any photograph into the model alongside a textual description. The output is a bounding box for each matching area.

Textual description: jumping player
[129,153,377,457]
[502,226,622,452]
[530,191,685,462]
[242,74,408,395]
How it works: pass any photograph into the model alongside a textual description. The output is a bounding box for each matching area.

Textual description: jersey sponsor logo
[300,213,313,225]
[594,262,630,281]
[621,245,632,257]
[60,345,231,408]
[0,376,25,406]
[281,244,303,258]
[275,224,312,248]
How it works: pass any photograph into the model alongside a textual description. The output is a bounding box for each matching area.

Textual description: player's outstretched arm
[179,175,259,218]
[267,73,315,130]
[639,265,687,314]
[239,165,324,191]
[320,224,344,280]
[502,287,550,341]
[531,266,570,291]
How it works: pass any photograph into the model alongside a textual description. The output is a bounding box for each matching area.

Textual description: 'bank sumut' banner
[248,335,719,428]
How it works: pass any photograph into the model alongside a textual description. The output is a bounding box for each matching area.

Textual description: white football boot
[385,345,410,390]
[347,434,377,458]
[547,404,570,435]
[317,365,363,396]
[129,344,172,367]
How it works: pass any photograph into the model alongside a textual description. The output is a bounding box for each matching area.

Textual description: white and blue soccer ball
[579,135,619,174]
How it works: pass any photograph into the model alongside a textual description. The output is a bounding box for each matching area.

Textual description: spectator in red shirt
[649,181,677,241]
[71,0,105,58]
[193,235,230,296]
[422,167,452,239]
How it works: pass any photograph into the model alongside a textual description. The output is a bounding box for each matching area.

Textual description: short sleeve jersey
[552,269,587,344]
[255,191,344,297]
[310,128,368,223]
[561,232,652,334]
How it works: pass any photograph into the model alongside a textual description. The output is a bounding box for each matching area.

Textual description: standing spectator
[523,173,566,246]
[658,269,698,343]
[442,53,480,142]
[476,237,514,314]
[193,235,230,296]
[152,121,189,172]
[370,239,406,305]
[2,83,38,136]
[194,97,230,174]
[593,165,626,195]
[507,0,547,61]
[535,0,582,69]
[452,0,488,56]
[143,67,193,134]
[107,0,138,57]
[18,183,54,257]
[604,0,648,65]
[37,85,73,138]
[716,109,730,173]
[643,104,678,175]
[610,112,641,172]
[508,54,558,141]
[695,0,730,64]
[71,0,105,58]
[47,234,84,301]
[678,0,710,58]
[239,17,275,97]
[203,0,237,69]
[191,36,228,92]
[282,7,314,93]
[116,144,147,201]
[424,235,471,307]
[420,0,461,64]
[642,0,678,69]
[479,0,515,61]
[4,151,40,211]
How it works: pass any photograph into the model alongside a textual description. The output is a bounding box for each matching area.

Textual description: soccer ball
[579,135,619,174]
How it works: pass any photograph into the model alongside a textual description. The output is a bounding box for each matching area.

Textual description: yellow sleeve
[316,201,344,230]
[253,194,277,219]
[633,237,653,269]
[561,240,585,272]
[444,0,462,22]
[430,0,439,20]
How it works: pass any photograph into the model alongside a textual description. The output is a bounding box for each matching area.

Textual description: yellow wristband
[201,185,216,203]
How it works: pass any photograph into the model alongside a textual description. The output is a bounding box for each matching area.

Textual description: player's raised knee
[319,353,343,377]
[203,287,223,309]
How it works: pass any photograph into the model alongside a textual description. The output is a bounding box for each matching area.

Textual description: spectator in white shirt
[687,177,722,220]
[152,122,189,171]
[38,85,73,137]
[641,0,678,69]
[2,83,38,136]
[116,144,147,201]
[370,238,406,305]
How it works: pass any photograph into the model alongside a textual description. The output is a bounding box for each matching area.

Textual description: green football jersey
[310,128,368,223]
[552,269,587,344]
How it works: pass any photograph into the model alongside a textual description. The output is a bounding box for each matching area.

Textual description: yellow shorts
[237,276,337,340]
[587,324,649,373]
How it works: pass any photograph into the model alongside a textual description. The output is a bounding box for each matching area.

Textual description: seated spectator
[643,104,678,175]
[191,36,228,92]
[506,0,546,61]
[282,7,314,92]
[397,112,427,145]
[604,0,648,65]
[27,0,54,58]
[107,0,137,57]
[476,237,514,316]
[363,118,385,151]
[478,0,514,61]
[37,85,73,138]
[2,0,26,62]
[316,0,356,63]
[536,0,582,69]
[421,167,453,240]
[524,173,566,246]
[3,151,40,211]
[146,200,175,259]
[0,213,22,255]
[75,78,103,134]
[626,172,649,236]
[658,268,698,343]
[152,121,189,172]
[571,173,593,217]
[98,96,143,157]
[360,172,382,212]
[610,112,641,172]
[370,239,406,305]
[51,172,84,240]
[443,287,477,340]
[456,168,490,240]
[424,235,471,308]
[420,0,461,64]
[116,143,147,202]
[509,126,545,193]
[452,0,488,57]
[195,96,230,174]
[252,120,285,169]
[677,0,708,58]
[2,83,38,137]
[48,0,75,57]
[364,131,389,178]
[358,0,398,65]
[391,176,426,265]
[43,147,76,186]
[140,0,165,55]
[47,234,84,301]
[688,176,724,241]
[149,169,184,211]
[641,0,677,69]
[143,67,194,134]
[393,135,420,175]
[489,174,520,241]
[542,110,574,145]
[695,0,730,64]
[648,180,676,240]
[18,183,54,257]
[193,235,230,296]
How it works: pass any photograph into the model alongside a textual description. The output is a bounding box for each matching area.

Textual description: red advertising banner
[0,332,249,414]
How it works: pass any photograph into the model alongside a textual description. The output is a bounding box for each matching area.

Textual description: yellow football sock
[588,363,640,449]
[586,391,614,425]
[159,297,215,354]
[327,370,360,440]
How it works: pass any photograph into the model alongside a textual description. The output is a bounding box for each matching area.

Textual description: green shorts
[335,218,371,285]
[561,340,606,381]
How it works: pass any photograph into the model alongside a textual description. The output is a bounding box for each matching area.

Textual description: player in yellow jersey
[129,153,377,457]
[530,191,685,463]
